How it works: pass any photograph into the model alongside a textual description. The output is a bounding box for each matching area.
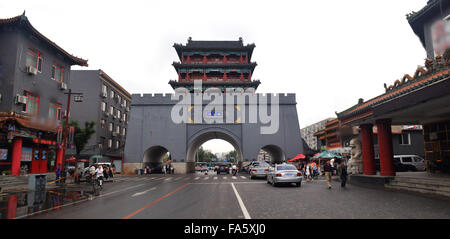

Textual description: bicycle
[91,175,103,196]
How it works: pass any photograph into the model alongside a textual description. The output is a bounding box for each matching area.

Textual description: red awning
[288,154,306,162]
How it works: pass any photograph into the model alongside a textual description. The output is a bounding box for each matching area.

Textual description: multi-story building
[68,70,131,173]
[0,13,87,175]
[168,37,261,92]
[301,118,333,151]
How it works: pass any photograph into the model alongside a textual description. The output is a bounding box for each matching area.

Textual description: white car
[394,155,426,171]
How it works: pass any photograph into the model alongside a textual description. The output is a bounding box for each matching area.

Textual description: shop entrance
[31,148,49,174]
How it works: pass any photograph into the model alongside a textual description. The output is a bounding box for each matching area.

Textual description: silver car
[250,162,271,179]
[267,163,302,187]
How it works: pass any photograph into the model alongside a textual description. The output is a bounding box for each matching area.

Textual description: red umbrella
[288,154,306,162]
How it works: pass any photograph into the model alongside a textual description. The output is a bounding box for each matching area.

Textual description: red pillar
[11,137,22,176]
[7,195,18,219]
[223,72,227,81]
[203,55,207,64]
[239,54,243,63]
[245,54,248,63]
[187,55,191,64]
[56,146,63,169]
[186,72,190,81]
[240,72,244,81]
[223,55,227,63]
[203,72,207,81]
[376,119,395,176]
[360,124,376,175]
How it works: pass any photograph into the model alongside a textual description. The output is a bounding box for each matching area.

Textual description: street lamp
[62,89,83,170]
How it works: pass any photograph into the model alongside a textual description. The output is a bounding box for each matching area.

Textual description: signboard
[0,149,7,160]
[21,147,32,162]
[431,19,450,57]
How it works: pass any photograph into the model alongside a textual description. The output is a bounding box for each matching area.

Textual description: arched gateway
[123,39,304,174]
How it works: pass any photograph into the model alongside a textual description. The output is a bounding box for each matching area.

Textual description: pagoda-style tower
[169,37,261,92]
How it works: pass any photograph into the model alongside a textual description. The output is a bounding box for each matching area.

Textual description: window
[101,119,106,129]
[122,113,126,121]
[109,123,113,132]
[52,63,65,82]
[115,140,120,149]
[26,48,43,72]
[399,133,411,145]
[117,95,121,104]
[122,127,126,136]
[117,110,121,119]
[101,102,106,112]
[109,106,113,115]
[116,125,120,134]
[402,157,413,163]
[23,91,39,116]
[102,85,107,94]
[110,90,114,99]
[49,103,62,120]
[108,139,112,148]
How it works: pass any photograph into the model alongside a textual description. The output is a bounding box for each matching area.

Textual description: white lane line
[231,183,251,219]
[131,187,157,197]
[223,176,227,180]
[194,177,200,180]
[15,183,146,219]
[204,177,209,180]
[189,182,265,185]
[240,176,246,179]
[213,177,218,180]
[232,176,237,180]
[165,177,172,181]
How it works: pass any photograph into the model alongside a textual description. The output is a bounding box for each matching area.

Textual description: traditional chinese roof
[173,38,256,61]
[168,80,261,89]
[406,0,450,48]
[0,12,88,66]
[336,53,450,123]
[0,111,59,133]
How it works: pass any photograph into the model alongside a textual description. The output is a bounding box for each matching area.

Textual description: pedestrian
[108,166,114,179]
[162,164,166,175]
[104,166,109,181]
[56,164,61,184]
[305,164,311,182]
[171,166,174,174]
[324,160,333,189]
[338,161,348,188]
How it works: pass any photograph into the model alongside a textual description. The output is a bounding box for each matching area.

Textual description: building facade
[68,70,131,173]
[0,13,87,175]
[300,118,333,151]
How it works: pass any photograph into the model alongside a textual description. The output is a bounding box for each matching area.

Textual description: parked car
[395,155,426,171]
[375,157,417,172]
[250,162,271,179]
[247,161,262,173]
[267,163,302,187]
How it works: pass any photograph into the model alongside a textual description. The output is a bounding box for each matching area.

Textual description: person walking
[56,164,61,184]
[324,160,333,189]
[305,164,311,182]
[162,164,166,175]
[338,161,348,188]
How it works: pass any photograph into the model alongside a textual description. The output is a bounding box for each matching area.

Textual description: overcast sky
[1,0,429,154]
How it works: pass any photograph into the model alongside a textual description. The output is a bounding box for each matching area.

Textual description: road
[19,171,450,219]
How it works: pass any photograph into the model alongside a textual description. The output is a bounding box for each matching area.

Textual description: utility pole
[62,89,83,170]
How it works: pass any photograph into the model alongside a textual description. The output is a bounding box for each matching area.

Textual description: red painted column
[11,137,22,176]
[245,54,248,63]
[56,145,63,169]
[248,72,252,81]
[203,55,207,64]
[223,72,227,81]
[240,72,244,81]
[186,72,190,81]
[223,55,227,63]
[376,119,395,176]
[187,55,191,64]
[7,195,18,219]
[360,124,376,175]
[203,72,207,81]
[239,54,243,63]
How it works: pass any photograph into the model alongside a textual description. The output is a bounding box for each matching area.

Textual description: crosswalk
[113,175,255,183]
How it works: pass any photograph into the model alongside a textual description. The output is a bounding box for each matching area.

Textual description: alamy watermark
[170,80,279,134]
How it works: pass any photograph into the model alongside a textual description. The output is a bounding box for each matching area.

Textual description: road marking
[165,177,172,181]
[15,183,146,219]
[213,177,218,180]
[194,177,200,180]
[131,187,157,197]
[232,176,237,180]
[123,184,189,219]
[204,177,209,180]
[240,176,246,179]
[231,183,251,219]
[223,176,227,180]
[189,182,265,185]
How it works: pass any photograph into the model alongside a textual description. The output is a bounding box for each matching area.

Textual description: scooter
[232,168,237,176]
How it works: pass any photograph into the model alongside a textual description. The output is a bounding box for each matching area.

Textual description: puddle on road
[0,186,96,219]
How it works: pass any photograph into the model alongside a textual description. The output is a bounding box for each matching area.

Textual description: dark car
[215,163,230,174]
[375,158,417,172]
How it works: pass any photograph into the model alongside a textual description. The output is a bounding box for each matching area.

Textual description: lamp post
[62,89,83,170]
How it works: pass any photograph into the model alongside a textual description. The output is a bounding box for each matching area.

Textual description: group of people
[87,164,115,188]
[297,158,348,189]
[144,164,174,175]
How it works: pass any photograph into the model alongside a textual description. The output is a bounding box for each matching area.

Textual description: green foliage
[195,146,217,162]
[69,120,96,156]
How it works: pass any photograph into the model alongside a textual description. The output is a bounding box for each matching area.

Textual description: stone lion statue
[347,138,363,174]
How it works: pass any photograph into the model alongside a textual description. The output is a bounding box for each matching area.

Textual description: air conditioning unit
[15,95,27,104]
[103,111,109,116]
[101,91,107,98]
[112,132,117,137]
[60,82,68,90]
[26,66,37,75]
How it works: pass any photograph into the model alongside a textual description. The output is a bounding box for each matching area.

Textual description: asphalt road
[24,171,450,219]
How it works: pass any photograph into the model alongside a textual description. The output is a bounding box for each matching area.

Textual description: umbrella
[311,150,342,160]
[288,154,306,162]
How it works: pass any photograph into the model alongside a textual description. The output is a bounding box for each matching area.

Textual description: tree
[195,146,217,162]
[226,150,237,163]
[69,120,96,162]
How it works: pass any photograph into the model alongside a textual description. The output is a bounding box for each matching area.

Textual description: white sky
[1,0,429,153]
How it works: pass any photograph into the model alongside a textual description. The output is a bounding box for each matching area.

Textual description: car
[267,163,302,187]
[247,161,262,173]
[375,158,417,172]
[215,163,230,174]
[250,162,271,179]
[395,155,426,171]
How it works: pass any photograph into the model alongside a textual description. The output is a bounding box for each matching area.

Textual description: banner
[21,147,32,162]
[0,149,7,160]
